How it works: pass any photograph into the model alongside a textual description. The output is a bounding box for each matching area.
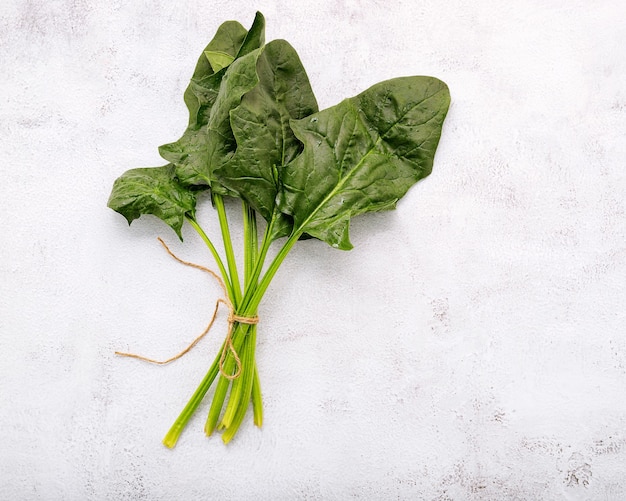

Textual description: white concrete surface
[1,0,625,499]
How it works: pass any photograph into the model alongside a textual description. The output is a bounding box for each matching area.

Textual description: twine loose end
[114,238,259,380]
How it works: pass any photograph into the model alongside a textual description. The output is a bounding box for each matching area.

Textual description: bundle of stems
[108,11,450,447]
[162,198,303,447]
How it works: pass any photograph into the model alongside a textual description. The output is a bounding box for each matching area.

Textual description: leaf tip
[173,226,185,242]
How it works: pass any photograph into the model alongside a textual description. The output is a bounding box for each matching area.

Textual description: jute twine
[114,237,258,380]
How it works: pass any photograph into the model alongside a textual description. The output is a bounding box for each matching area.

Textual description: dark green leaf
[107,164,196,240]
[214,39,318,238]
[159,13,266,190]
[182,20,248,130]
[278,76,450,249]
[202,12,265,72]
[234,12,265,59]
[158,70,221,187]
[202,20,247,73]
[201,48,265,195]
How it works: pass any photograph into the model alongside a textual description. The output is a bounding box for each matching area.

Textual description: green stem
[213,194,242,304]
[220,324,256,429]
[243,202,258,287]
[186,216,234,302]
[162,344,223,448]
[222,325,257,444]
[238,208,279,309]
[204,323,250,435]
[205,372,232,436]
[251,363,263,427]
[244,229,303,315]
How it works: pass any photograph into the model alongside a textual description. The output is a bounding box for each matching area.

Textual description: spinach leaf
[214,39,318,239]
[278,76,450,249]
[107,164,196,240]
[159,12,266,189]
[202,21,248,73]
[234,11,266,59]
[107,13,266,239]
[201,48,265,195]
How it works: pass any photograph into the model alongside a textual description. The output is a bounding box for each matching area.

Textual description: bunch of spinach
[108,12,450,447]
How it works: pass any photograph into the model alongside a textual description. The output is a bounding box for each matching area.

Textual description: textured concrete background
[1,0,625,499]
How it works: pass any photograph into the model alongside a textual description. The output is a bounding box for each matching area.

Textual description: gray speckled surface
[1,1,625,499]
